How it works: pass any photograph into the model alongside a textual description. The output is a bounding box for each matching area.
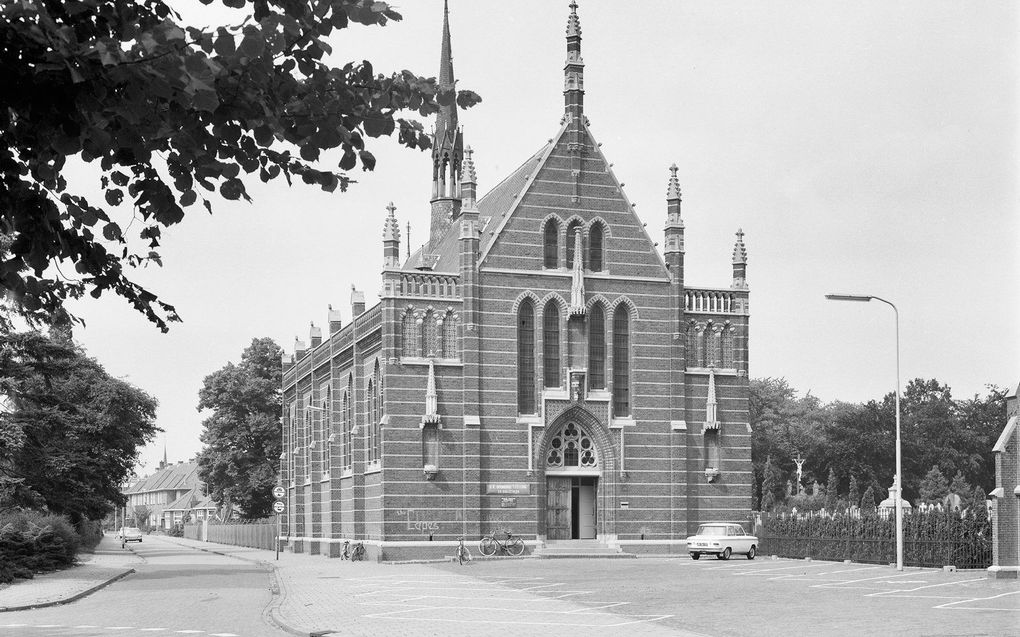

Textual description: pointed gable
[479,123,668,278]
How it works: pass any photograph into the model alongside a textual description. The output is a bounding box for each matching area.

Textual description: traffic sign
[272,500,285,513]
[272,486,285,499]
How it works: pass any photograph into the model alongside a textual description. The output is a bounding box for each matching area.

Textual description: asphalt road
[0,535,287,637]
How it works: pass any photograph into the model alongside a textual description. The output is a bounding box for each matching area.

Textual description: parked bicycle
[456,536,472,565]
[479,529,525,556]
[341,540,365,561]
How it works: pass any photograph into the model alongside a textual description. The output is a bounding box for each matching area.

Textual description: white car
[686,522,757,560]
[119,526,143,543]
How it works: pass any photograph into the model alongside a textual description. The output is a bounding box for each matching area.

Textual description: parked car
[686,522,756,560]
[119,526,143,543]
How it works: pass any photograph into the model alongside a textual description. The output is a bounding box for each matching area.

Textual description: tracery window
[544,219,559,269]
[546,422,598,468]
[722,325,735,368]
[589,223,604,272]
[707,323,721,367]
[686,323,699,368]
[420,309,441,357]
[442,311,458,358]
[368,361,382,465]
[342,376,353,471]
[402,310,419,358]
[517,299,536,414]
[588,303,606,389]
[695,324,706,367]
[612,305,630,417]
[302,395,311,480]
[287,401,296,483]
[543,302,560,388]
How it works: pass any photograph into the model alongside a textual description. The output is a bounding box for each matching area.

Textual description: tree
[971,486,987,523]
[0,0,480,331]
[132,504,151,529]
[949,471,973,510]
[848,475,861,510]
[918,465,949,504]
[196,337,282,520]
[825,467,839,511]
[860,485,877,512]
[956,386,1007,491]
[0,330,159,522]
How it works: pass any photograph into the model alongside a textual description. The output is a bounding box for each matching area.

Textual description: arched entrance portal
[544,420,601,540]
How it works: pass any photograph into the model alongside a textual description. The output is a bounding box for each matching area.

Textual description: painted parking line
[934,590,1020,611]
[726,562,834,575]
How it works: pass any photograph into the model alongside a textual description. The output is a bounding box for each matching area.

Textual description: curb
[0,568,135,613]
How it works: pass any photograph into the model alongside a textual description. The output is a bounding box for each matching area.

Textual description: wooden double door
[546,476,598,540]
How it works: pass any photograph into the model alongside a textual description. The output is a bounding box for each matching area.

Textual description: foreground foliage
[0,510,83,583]
[196,337,282,520]
[0,329,159,522]
[0,0,480,330]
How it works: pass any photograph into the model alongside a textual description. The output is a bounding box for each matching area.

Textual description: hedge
[0,510,81,584]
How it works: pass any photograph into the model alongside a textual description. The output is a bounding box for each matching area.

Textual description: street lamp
[825,293,902,571]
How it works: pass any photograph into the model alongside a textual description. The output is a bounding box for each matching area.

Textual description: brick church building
[280,2,752,560]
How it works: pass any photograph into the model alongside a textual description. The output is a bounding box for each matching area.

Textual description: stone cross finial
[666,163,682,201]
[732,228,748,264]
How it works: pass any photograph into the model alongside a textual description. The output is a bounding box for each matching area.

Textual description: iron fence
[754,510,991,569]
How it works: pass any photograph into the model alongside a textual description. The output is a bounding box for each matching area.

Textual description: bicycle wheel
[507,536,525,556]
[479,536,497,556]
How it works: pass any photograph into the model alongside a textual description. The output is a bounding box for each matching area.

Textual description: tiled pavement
[0,534,141,612]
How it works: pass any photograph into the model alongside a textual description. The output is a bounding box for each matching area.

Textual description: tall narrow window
[517,299,536,413]
[544,220,559,269]
[422,309,440,357]
[321,387,331,477]
[612,305,630,416]
[722,326,735,368]
[543,302,560,388]
[686,323,698,368]
[565,221,583,268]
[288,402,296,483]
[589,223,603,272]
[402,310,418,358]
[707,324,721,367]
[373,361,382,464]
[343,377,353,471]
[695,324,706,367]
[588,304,606,389]
[302,395,311,479]
[371,377,379,462]
[442,312,458,358]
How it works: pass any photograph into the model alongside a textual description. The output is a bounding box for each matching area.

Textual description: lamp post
[825,293,902,571]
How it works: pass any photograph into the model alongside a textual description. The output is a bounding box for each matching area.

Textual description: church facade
[280,2,752,561]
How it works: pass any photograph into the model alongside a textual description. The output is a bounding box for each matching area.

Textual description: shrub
[0,509,82,581]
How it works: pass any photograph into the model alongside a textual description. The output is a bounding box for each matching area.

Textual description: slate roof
[125,461,199,494]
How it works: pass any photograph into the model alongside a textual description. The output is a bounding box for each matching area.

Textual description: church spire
[731,228,748,290]
[429,0,464,252]
[563,1,585,120]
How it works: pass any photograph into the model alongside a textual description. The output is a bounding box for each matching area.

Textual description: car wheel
[717,548,731,560]
[690,553,700,560]
[747,545,755,560]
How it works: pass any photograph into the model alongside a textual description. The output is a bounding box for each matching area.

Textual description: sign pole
[276,512,280,561]
[272,485,286,561]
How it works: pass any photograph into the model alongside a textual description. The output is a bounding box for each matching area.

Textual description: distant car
[686,522,756,560]
[119,526,143,543]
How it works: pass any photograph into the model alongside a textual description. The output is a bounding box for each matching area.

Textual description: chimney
[309,322,322,348]
[294,337,307,359]
[351,285,366,318]
[281,352,293,370]
[328,304,342,334]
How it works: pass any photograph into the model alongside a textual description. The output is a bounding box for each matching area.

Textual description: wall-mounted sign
[620,501,629,509]
[486,483,530,495]
[500,497,517,508]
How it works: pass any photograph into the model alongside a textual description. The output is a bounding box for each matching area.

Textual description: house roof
[125,461,200,495]
[165,488,200,512]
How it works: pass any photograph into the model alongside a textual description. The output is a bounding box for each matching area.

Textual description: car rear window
[696,525,728,536]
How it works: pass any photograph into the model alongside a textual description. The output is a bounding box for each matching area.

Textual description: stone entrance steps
[532,539,636,559]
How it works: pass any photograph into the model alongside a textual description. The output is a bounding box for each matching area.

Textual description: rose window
[546,422,598,468]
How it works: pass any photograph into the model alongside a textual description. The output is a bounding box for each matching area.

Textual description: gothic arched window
[589,223,604,272]
[517,299,536,414]
[443,311,458,358]
[588,303,606,390]
[565,221,583,269]
[686,323,698,368]
[543,302,560,388]
[546,422,598,468]
[421,309,440,357]
[544,219,559,269]
[321,387,331,477]
[722,325,735,368]
[612,305,630,417]
[342,376,353,471]
[402,310,418,358]
[707,324,721,367]
[288,401,296,483]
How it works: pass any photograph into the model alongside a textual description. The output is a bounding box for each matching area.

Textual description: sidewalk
[161,536,697,637]
[0,533,140,612]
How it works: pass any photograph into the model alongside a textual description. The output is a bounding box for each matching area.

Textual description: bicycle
[341,540,365,561]
[456,536,472,565]
[479,529,525,556]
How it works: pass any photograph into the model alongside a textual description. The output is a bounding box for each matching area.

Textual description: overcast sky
[63,1,1018,475]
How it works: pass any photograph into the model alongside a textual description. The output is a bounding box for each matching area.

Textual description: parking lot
[424,556,1020,636]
